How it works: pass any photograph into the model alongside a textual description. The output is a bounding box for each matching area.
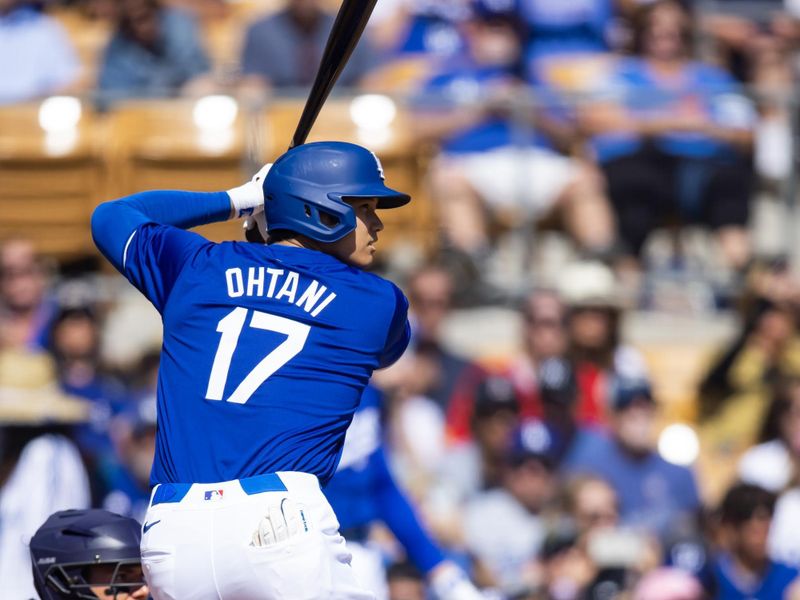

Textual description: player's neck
[274,237,322,253]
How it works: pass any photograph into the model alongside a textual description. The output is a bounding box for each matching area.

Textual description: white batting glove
[250,498,310,547]
[227,163,272,220]
[429,562,488,600]
[243,211,268,243]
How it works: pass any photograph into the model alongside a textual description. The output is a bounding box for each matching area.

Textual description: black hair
[630,0,694,57]
[719,483,776,525]
[47,306,99,358]
[757,376,800,443]
[386,561,423,582]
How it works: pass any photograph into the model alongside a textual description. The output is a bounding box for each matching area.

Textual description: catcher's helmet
[30,509,144,600]
[263,141,410,243]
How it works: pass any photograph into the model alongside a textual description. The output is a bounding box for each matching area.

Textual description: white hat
[557,261,621,309]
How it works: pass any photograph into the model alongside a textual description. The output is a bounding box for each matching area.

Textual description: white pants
[441,146,577,216]
[140,472,375,600]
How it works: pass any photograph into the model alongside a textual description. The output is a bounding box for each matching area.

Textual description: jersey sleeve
[91,189,231,312]
[372,447,446,574]
[377,283,410,369]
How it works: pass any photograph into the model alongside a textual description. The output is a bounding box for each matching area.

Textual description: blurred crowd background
[3,0,800,598]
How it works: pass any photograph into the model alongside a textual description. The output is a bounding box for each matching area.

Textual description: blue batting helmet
[30,509,144,600]
[263,141,411,243]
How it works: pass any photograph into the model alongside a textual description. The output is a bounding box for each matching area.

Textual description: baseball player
[91,141,412,599]
[326,385,483,600]
[30,508,149,600]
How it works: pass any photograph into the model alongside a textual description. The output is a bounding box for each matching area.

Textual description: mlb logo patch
[204,489,224,501]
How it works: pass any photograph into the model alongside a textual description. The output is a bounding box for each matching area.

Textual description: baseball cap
[609,375,654,412]
[508,419,557,468]
[538,357,577,406]
[558,261,622,310]
[473,375,520,419]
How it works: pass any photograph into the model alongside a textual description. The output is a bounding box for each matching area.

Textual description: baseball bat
[289,0,378,149]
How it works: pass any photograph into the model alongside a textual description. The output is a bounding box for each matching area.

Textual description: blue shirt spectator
[520,0,614,60]
[712,555,799,600]
[97,1,211,108]
[241,0,376,90]
[0,3,80,105]
[564,378,701,539]
[591,57,755,164]
[519,0,617,88]
[419,60,552,154]
[386,0,470,59]
[710,483,800,599]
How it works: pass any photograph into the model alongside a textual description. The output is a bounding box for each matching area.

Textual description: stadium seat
[0,100,103,258]
[106,98,248,243]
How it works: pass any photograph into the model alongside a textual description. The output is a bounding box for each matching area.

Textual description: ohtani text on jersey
[224,267,336,317]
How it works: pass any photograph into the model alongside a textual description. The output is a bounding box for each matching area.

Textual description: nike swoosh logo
[143,520,161,534]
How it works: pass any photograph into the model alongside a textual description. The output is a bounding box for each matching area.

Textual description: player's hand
[227,163,273,220]
[243,211,268,243]
[250,498,309,547]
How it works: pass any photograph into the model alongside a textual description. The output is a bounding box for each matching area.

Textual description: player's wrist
[227,163,272,220]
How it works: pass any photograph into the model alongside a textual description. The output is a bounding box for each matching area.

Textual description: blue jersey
[712,554,798,599]
[92,190,410,486]
[418,61,553,154]
[591,58,754,163]
[325,386,445,574]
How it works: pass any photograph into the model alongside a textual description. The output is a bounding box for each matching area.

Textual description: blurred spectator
[537,357,589,465]
[446,289,565,443]
[407,264,484,413]
[0,350,91,598]
[371,0,469,58]
[48,306,129,496]
[239,0,377,96]
[699,265,800,449]
[737,378,800,566]
[462,420,555,594]
[102,397,156,524]
[387,561,426,600]
[326,385,481,600]
[413,2,615,281]
[711,483,800,598]
[96,0,213,108]
[384,341,449,490]
[738,377,800,493]
[520,0,620,93]
[49,306,126,407]
[563,475,620,536]
[439,375,521,503]
[581,0,756,274]
[0,237,54,352]
[565,375,701,540]
[560,261,649,425]
[520,0,614,59]
[0,0,82,104]
[535,523,594,600]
